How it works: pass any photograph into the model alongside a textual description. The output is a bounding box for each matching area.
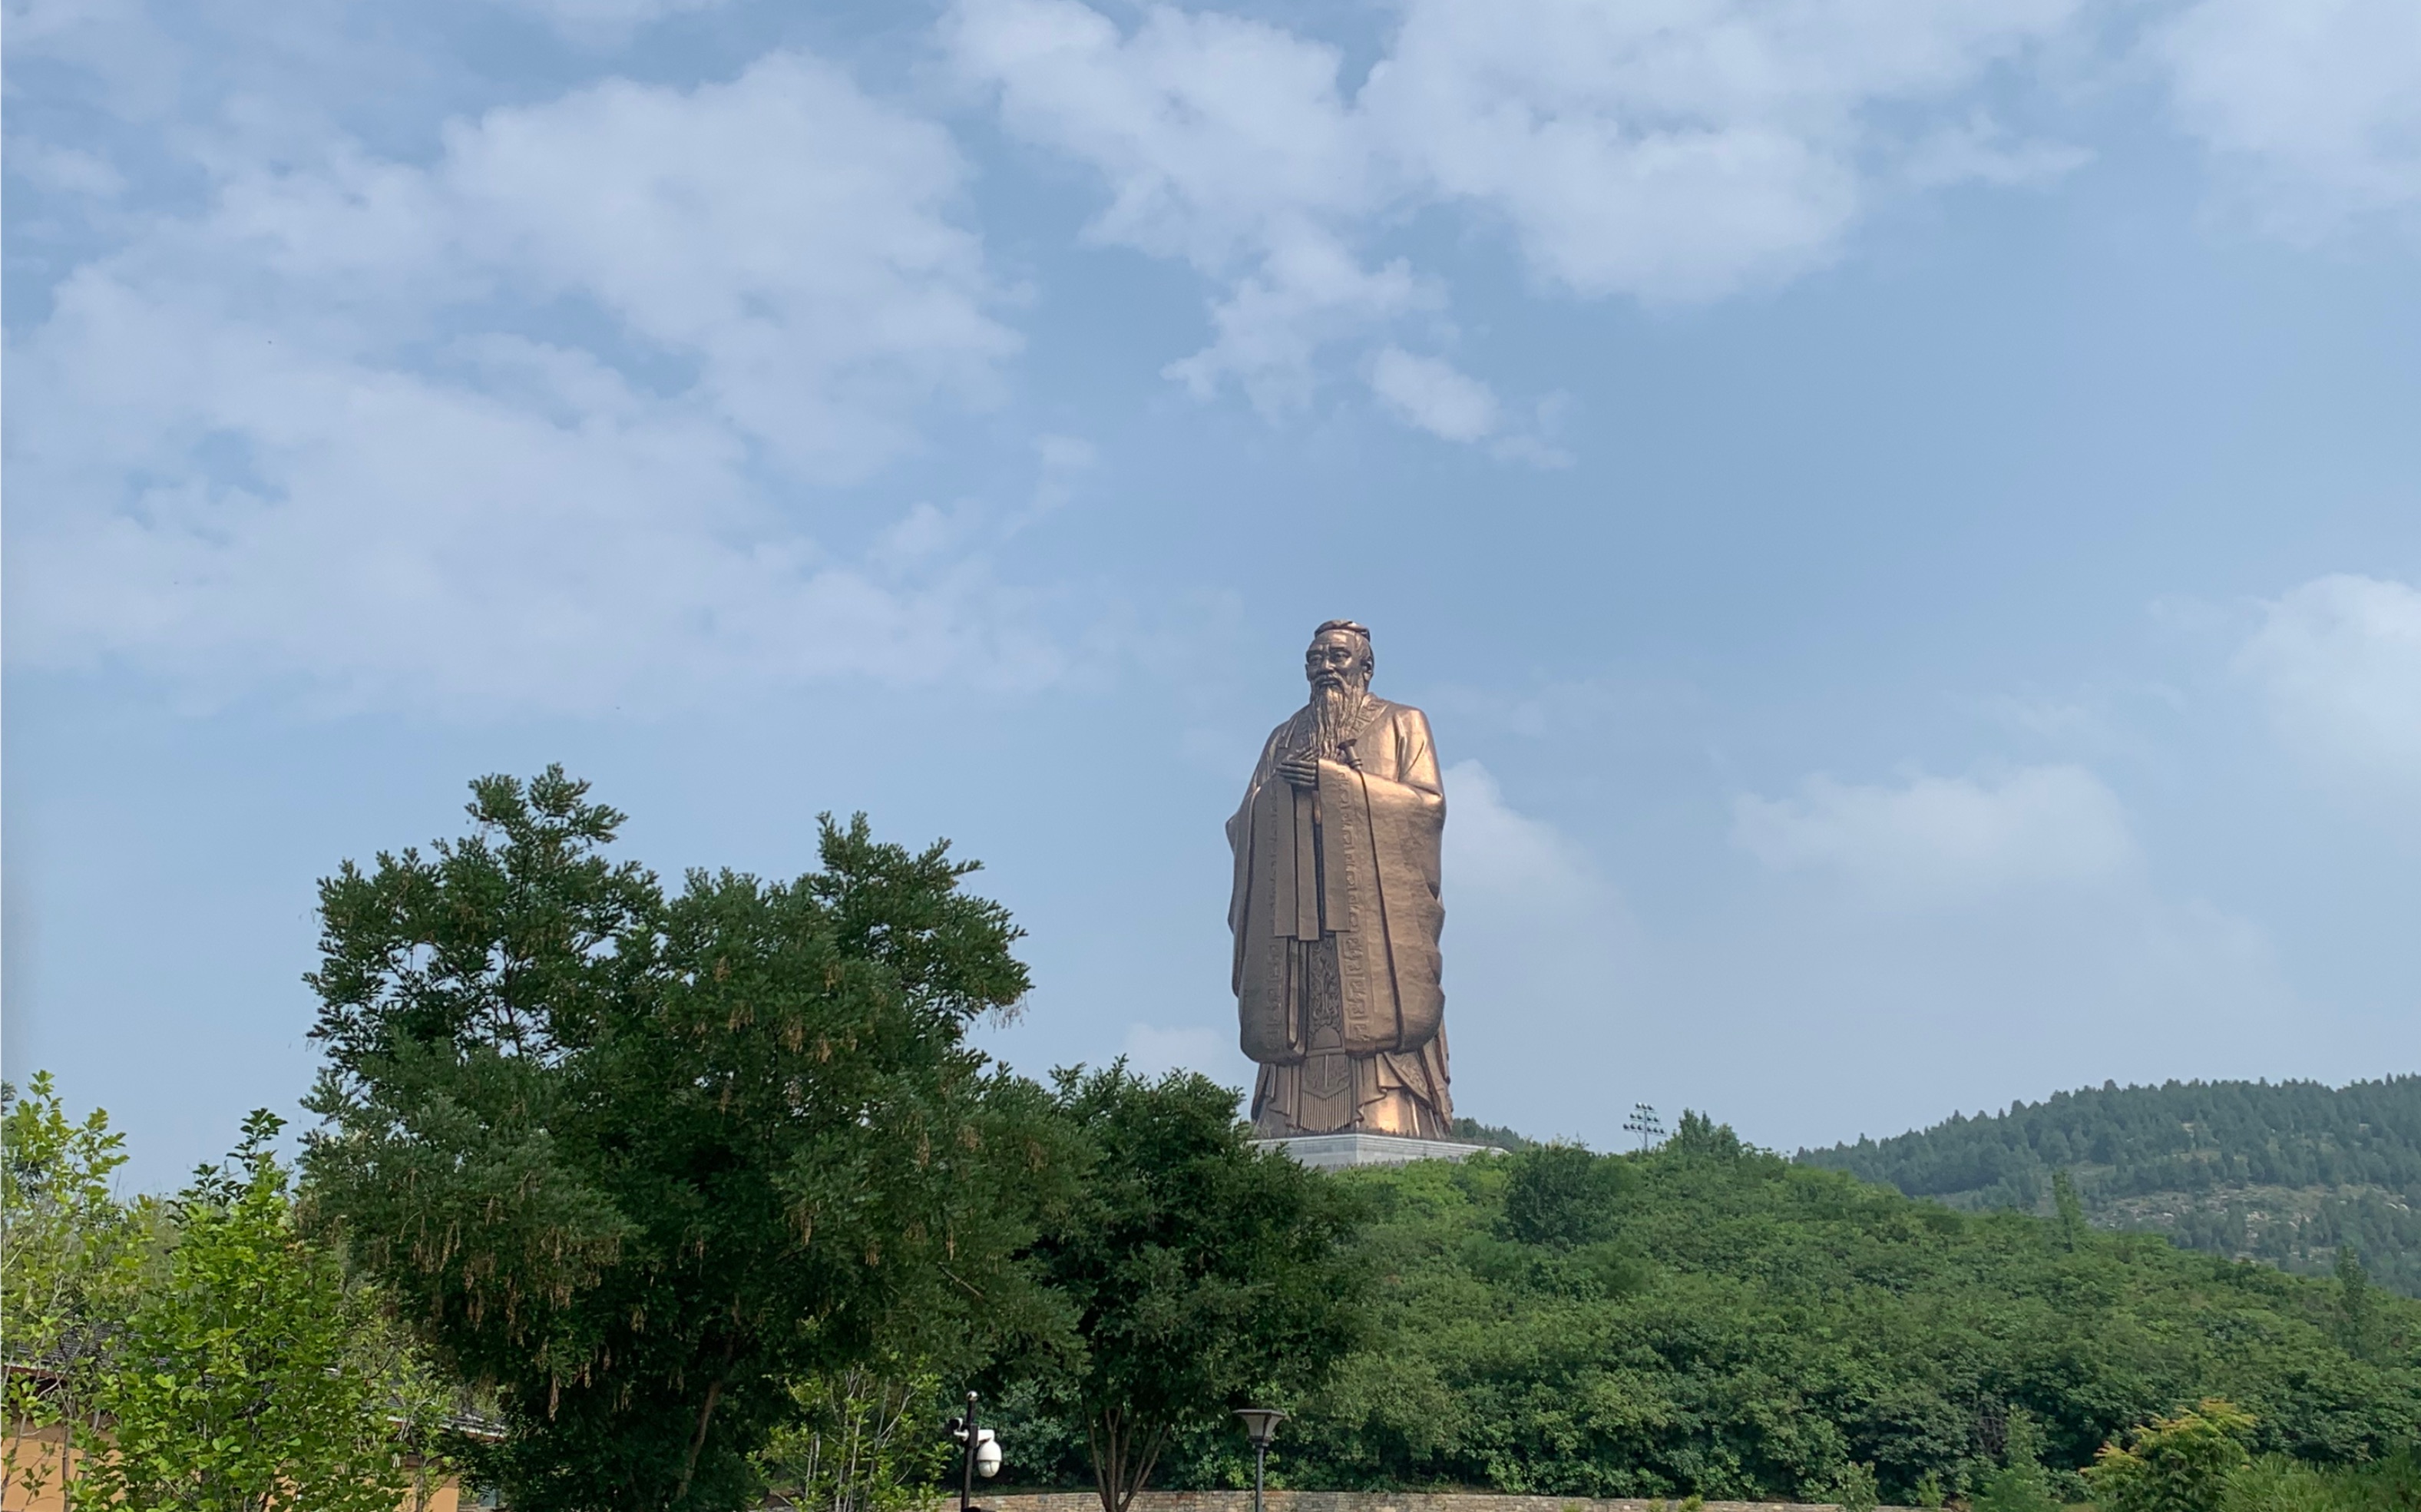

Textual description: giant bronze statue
[1229,620,1453,1139]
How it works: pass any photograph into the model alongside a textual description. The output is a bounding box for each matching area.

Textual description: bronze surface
[1229,621,1452,1139]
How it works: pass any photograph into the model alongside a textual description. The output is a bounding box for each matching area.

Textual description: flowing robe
[1228,695,1453,1138]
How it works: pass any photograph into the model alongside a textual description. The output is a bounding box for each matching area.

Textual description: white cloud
[6,139,128,198]
[488,0,730,43]
[1447,759,1616,908]
[1362,0,2085,299]
[203,53,1014,481]
[1438,760,1644,1133]
[1430,758,2304,1152]
[5,52,1047,713]
[1031,432,1098,514]
[2155,0,2421,236]
[1903,115,2094,190]
[1368,347,1500,443]
[1732,765,2138,904]
[2237,574,2421,788]
[941,0,1429,412]
[1707,759,2314,1148]
[948,0,2088,425]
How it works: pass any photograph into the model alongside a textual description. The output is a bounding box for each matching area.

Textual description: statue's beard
[1311,677,1370,757]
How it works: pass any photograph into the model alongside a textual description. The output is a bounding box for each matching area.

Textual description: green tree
[2052,1169,2085,1253]
[75,1111,447,1512]
[1973,1408,2060,1512]
[754,1360,952,1512]
[2,1074,145,1508]
[1667,1110,1745,1160]
[2086,1399,2257,1512]
[2335,1245,2376,1361]
[303,768,1073,1512]
[1829,1459,1879,1512]
[1026,1065,1369,1512]
[1499,1143,1635,1248]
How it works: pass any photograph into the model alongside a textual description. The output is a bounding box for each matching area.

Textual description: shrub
[2086,1399,2256,1512]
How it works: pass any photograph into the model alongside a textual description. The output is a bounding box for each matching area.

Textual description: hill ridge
[1798,1072,2421,1295]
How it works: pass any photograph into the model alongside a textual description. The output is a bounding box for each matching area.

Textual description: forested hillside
[994,1117,2416,1504]
[1801,1075,2421,1296]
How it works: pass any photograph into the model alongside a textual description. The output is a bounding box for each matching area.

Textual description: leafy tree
[2335,1245,2376,1361]
[75,1111,448,1512]
[1828,1459,1879,1512]
[2052,1169,2085,1253]
[754,1360,952,1512]
[1500,1143,1635,1248]
[1668,1109,1746,1160]
[1971,1462,2060,1512]
[303,768,1076,1512]
[2085,1398,2257,1512]
[1972,1408,2060,1512]
[1023,1065,1368,1512]
[2,1074,146,1507]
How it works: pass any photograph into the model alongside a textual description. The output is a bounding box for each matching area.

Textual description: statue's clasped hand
[1278,752,1321,789]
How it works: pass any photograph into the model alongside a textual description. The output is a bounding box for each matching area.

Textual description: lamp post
[1235,1408,1285,1512]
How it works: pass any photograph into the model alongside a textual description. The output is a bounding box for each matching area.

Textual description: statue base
[1253,1133,1501,1170]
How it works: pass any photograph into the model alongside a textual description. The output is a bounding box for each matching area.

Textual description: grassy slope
[1799,1077,2421,1297]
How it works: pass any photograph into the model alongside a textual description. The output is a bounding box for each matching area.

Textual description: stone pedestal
[1254,1133,1500,1170]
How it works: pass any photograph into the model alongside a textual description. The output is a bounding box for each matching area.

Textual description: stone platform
[1253,1133,1501,1170]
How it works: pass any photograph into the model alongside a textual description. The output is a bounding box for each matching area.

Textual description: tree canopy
[302,767,1077,1512]
[1014,1065,1370,1512]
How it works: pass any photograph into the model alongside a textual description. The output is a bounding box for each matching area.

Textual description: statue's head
[1305,620,1374,694]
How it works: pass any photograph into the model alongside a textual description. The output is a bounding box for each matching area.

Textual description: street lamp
[1235,1408,1285,1512]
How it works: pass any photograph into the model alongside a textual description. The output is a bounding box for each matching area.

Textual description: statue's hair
[1310,619,1375,675]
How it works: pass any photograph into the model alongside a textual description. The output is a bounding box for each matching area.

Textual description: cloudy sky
[6,0,2417,1188]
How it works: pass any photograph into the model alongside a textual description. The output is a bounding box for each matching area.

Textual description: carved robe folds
[1228,698,1453,1138]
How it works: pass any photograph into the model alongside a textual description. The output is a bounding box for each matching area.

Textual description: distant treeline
[1451,1116,1535,1152]
[1799,1075,2421,1296]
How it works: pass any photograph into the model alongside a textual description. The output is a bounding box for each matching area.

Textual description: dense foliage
[1013,1065,1370,1512]
[1801,1076,2421,1295]
[2085,1398,2257,1512]
[2,1071,144,1503]
[2,1079,447,1512]
[2221,1449,2420,1511]
[991,1115,2418,1505]
[302,768,1079,1512]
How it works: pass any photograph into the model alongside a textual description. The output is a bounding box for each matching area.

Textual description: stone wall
[985,1492,1910,1512]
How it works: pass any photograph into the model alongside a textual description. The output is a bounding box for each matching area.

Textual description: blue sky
[6,0,2418,1190]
